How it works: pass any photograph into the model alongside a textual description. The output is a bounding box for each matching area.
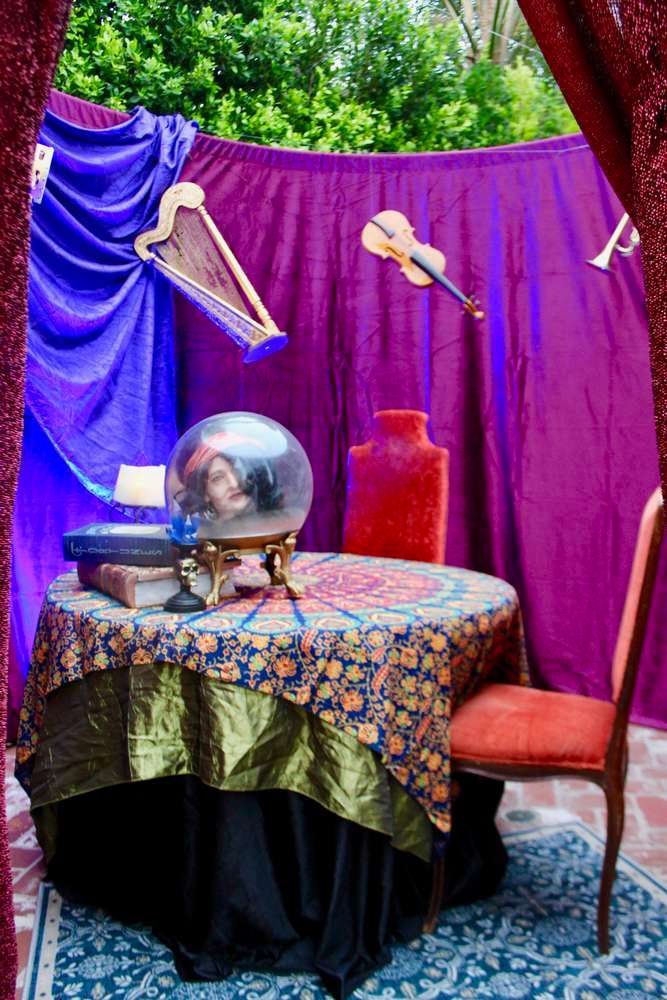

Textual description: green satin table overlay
[31,662,433,863]
[17,556,528,839]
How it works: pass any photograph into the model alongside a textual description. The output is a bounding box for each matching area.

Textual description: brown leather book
[76,562,226,608]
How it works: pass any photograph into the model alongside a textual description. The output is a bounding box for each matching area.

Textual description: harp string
[152,257,268,347]
[153,205,250,318]
[134,181,287,362]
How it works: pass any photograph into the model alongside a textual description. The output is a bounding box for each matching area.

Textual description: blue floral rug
[23,823,667,999]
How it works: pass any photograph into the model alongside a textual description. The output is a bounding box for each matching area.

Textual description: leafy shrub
[55,0,577,152]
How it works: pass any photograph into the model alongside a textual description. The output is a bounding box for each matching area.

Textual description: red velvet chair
[342,410,449,563]
[436,487,664,952]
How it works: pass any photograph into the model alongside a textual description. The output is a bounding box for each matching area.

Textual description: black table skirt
[46,774,507,999]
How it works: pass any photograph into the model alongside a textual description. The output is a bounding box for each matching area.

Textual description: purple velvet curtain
[518,0,667,513]
[11,89,665,734]
[178,129,665,728]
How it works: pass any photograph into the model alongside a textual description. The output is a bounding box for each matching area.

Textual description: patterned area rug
[23,823,667,1000]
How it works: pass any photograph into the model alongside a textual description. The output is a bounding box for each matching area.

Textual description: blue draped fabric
[27,105,197,498]
[8,104,197,736]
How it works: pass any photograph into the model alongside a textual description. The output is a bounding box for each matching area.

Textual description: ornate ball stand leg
[168,533,305,609]
[264,531,303,598]
[164,555,207,613]
[197,540,242,606]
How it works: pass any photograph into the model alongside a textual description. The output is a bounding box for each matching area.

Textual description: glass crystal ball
[165,412,313,543]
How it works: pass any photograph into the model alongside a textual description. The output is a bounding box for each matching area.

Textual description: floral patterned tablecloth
[16,552,528,834]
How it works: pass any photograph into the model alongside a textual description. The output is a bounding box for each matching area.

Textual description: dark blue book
[63,523,174,567]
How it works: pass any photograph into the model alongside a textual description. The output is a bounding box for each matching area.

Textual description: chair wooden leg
[598,776,625,953]
[423,855,445,934]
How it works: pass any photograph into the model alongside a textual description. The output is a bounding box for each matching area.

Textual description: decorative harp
[134,182,287,363]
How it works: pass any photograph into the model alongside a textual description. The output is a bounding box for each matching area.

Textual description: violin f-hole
[361,208,484,319]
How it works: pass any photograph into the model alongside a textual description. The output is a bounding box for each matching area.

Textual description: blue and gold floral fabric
[16,552,528,833]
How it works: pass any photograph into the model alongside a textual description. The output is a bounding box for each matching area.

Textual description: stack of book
[63,522,173,566]
[76,560,216,609]
[63,522,222,609]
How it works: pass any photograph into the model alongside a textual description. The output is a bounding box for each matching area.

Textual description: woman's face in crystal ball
[204,455,253,519]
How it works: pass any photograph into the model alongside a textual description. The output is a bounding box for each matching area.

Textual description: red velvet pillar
[342,410,449,564]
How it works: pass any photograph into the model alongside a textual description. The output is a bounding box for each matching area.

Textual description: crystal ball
[165,412,313,543]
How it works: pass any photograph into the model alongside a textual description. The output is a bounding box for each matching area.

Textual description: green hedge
[55,0,577,152]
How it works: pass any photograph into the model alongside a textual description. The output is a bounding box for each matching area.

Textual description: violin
[361,209,484,319]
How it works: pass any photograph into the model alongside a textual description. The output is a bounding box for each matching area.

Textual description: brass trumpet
[587,212,640,272]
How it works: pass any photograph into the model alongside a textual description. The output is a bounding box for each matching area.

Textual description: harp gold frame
[134,182,287,363]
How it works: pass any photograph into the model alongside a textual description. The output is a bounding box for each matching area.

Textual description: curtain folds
[11,89,665,736]
[517,0,667,504]
[178,127,665,728]
[28,104,197,499]
[7,103,196,737]
[0,6,72,998]
[5,9,666,992]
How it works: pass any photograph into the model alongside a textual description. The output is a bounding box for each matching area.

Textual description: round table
[17,552,528,998]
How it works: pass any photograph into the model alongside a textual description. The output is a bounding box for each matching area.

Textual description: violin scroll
[462,297,484,320]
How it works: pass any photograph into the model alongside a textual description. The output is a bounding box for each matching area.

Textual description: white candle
[113,465,166,508]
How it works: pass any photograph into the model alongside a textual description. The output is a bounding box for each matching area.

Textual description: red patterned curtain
[518,0,667,493]
[0,3,70,997]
